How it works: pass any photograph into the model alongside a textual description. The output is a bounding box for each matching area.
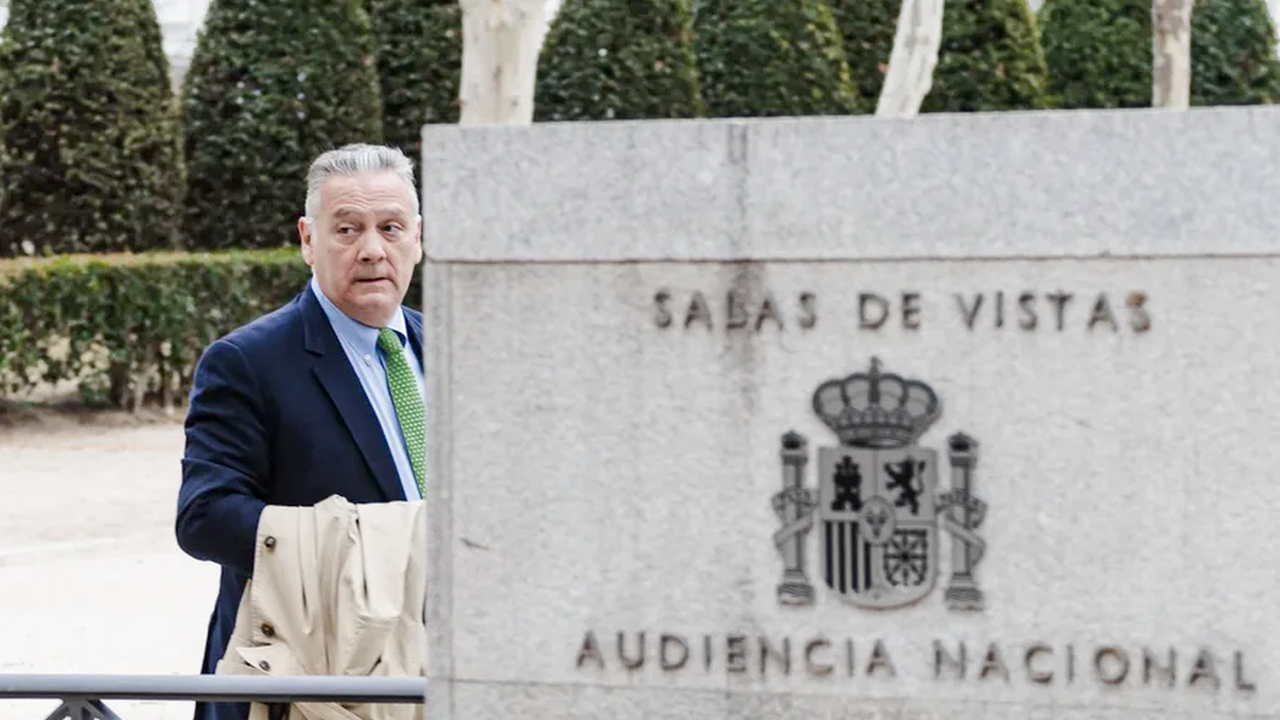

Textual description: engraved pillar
[774,431,816,605]
[944,432,985,611]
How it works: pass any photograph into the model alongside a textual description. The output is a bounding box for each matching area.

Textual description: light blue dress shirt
[311,275,425,501]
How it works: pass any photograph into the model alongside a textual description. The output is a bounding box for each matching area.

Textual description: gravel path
[0,418,219,720]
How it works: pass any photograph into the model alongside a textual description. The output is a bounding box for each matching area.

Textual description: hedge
[0,249,425,410]
[830,0,1049,112]
[1038,0,1159,108]
[365,0,462,176]
[0,0,185,258]
[181,0,385,251]
[826,0,901,109]
[1039,0,1280,108]
[692,0,862,117]
[919,0,1049,112]
[1189,0,1280,106]
[534,0,704,121]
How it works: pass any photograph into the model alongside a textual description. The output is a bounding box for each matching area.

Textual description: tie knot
[377,328,402,357]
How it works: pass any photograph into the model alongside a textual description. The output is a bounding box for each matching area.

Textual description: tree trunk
[1152,0,1195,109]
[875,0,945,118]
[457,0,547,125]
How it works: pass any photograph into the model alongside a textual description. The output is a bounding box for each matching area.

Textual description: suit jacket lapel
[405,310,425,365]
[300,285,405,502]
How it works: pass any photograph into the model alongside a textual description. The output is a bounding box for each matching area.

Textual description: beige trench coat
[215,494,425,720]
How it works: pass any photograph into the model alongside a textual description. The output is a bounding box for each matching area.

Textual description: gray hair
[303,143,419,222]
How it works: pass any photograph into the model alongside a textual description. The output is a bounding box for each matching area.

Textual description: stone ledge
[421,106,1280,263]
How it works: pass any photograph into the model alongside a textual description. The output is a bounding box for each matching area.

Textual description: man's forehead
[320,171,415,214]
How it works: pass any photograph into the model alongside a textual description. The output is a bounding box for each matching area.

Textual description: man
[176,143,427,720]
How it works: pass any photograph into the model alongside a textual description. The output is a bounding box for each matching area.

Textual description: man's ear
[413,214,424,262]
[298,216,315,266]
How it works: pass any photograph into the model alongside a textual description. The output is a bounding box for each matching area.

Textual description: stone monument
[420,106,1280,720]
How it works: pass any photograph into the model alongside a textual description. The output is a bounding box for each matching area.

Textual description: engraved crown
[811,357,941,449]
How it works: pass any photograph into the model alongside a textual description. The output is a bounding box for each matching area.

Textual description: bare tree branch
[875,0,945,118]
[1152,0,1195,109]
[458,0,547,125]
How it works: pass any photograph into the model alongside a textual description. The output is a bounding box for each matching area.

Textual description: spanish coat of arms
[772,357,987,611]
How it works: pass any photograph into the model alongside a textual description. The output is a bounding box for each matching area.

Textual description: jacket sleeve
[176,337,270,578]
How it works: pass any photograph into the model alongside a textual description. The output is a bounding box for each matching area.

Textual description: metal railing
[0,675,425,720]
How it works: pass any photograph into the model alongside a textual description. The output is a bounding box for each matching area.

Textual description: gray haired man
[176,143,427,720]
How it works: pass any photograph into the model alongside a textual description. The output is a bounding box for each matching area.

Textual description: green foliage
[1190,0,1280,106]
[0,248,425,410]
[365,0,462,176]
[692,0,861,117]
[1039,0,1280,108]
[1038,0,1152,107]
[534,0,704,121]
[0,0,185,257]
[921,0,1049,112]
[181,0,385,251]
[830,0,1048,113]
[826,0,900,108]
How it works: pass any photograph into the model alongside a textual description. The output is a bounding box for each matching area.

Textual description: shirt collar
[310,275,408,356]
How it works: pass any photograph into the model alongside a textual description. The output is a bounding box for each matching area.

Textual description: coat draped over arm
[215,495,426,720]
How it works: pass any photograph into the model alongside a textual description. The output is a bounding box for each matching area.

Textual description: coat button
[261,623,275,637]
[258,660,271,671]
[264,536,276,550]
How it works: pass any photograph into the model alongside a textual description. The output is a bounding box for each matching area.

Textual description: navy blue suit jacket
[176,282,424,720]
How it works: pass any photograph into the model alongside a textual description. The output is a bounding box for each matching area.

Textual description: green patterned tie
[377,328,426,498]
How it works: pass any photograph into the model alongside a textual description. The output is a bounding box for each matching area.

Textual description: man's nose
[356,230,388,261]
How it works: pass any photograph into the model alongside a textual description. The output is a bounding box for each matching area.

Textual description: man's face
[299,169,423,328]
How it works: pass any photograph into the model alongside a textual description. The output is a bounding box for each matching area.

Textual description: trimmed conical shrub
[826,0,901,109]
[1038,0,1154,107]
[0,0,185,257]
[1039,0,1280,108]
[534,0,704,121]
[182,0,384,250]
[832,0,1049,113]
[1189,0,1280,105]
[693,0,861,117]
[365,0,462,175]
[925,0,1049,112]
